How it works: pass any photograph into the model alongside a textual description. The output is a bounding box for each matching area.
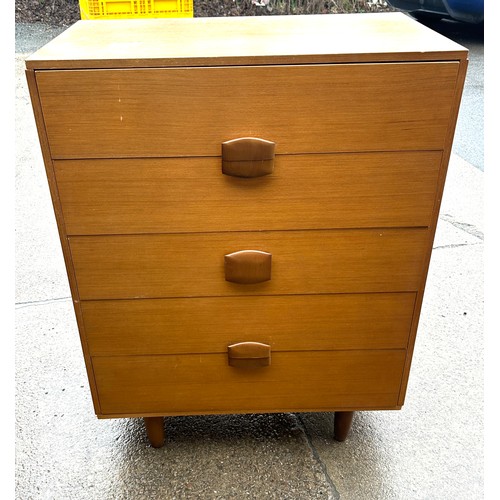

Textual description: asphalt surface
[15,18,485,499]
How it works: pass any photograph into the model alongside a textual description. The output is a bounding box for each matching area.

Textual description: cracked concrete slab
[439,153,483,235]
[301,243,484,499]
[433,217,483,250]
[298,149,484,500]
[15,53,70,305]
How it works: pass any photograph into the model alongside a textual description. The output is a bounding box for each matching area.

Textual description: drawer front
[93,350,407,415]
[37,62,459,158]
[83,292,416,355]
[55,151,442,235]
[70,229,429,300]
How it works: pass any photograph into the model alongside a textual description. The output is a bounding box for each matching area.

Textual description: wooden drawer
[92,350,407,415]
[55,151,442,235]
[83,292,416,355]
[36,62,459,159]
[70,229,429,300]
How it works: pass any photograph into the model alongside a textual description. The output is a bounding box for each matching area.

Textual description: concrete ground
[15,23,484,499]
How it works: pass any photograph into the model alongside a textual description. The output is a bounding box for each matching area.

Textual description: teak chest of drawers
[26,13,468,447]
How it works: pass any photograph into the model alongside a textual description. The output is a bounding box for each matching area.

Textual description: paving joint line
[295,414,340,500]
[15,296,72,309]
[433,241,483,250]
[439,213,484,240]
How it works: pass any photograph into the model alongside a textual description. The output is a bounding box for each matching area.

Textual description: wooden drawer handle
[224,250,272,284]
[222,137,275,178]
[228,342,271,367]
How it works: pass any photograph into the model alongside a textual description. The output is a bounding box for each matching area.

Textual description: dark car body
[386,0,484,24]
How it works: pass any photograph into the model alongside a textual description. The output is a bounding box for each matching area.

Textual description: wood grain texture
[55,151,442,235]
[25,13,467,70]
[92,350,406,415]
[70,229,429,300]
[36,62,459,158]
[82,292,416,356]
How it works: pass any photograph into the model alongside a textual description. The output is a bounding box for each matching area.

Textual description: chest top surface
[25,12,467,70]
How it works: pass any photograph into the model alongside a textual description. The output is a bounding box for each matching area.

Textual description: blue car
[386,0,484,24]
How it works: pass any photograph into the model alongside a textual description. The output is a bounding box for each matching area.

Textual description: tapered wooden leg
[334,411,354,442]
[144,417,165,448]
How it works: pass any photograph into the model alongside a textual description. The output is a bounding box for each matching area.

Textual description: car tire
[411,11,443,22]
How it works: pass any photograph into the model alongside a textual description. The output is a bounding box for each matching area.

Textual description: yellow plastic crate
[79,0,193,19]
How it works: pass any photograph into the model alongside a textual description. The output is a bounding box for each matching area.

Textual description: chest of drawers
[26,13,467,447]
